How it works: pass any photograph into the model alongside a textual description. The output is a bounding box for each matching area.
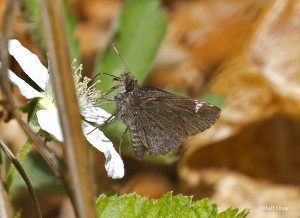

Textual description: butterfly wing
[126,86,220,158]
[132,101,188,158]
[137,86,220,135]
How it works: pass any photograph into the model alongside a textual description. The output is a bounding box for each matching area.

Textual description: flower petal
[37,109,64,141]
[8,70,45,99]
[82,121,124,179]
[81,104,112,125]
[8,39,49,91]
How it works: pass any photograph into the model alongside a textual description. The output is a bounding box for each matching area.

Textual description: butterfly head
[115,72,138,96]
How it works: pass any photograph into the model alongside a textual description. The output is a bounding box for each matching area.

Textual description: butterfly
[98,45,220,159]
[100,72,220,159]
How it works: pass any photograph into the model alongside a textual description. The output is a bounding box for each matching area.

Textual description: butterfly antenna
[113,43,130,72]
[92,72,119,83]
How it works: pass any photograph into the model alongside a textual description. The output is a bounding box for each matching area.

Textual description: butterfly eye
[125,76,135,91]
[126,82,134,91]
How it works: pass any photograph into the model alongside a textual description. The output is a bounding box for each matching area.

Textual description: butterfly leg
[86,112,116,135]
[119,127,129,155]
[101,113,116,125]
[101,85,119,96]
[98,85,119,101]
[102,97,116,101]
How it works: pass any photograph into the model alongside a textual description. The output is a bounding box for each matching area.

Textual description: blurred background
[1,0,300,217]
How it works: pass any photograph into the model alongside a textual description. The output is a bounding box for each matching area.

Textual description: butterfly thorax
[116,73,139,125]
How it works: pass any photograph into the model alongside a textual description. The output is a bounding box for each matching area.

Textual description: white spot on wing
[194,100,203,113]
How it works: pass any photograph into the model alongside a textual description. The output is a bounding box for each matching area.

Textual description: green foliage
[9,153,63,199]
[96,192,249,218]
[22,0,46,54]
[13,210,21,218]
[7,139,32,190]
[19,98,52,141]
[18,94,44,135]
[218,207,250,218]
[201,90,225,108]
[62,0,80,60]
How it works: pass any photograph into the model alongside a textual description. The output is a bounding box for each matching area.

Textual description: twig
[0,139,42,218]
[39,0,97,217]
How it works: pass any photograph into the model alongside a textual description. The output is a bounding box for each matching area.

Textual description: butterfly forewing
[137,86,220,134]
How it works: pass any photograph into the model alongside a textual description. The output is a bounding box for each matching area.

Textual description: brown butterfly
[98,45,220,159]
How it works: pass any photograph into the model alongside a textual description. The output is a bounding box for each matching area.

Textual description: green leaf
[230,209,250,218]
[7,139,32,190]
[96,192,249,218]
[94,0,167,113]
[218,207,250,218]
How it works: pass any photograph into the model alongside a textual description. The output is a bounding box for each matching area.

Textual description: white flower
[6,39,124,179]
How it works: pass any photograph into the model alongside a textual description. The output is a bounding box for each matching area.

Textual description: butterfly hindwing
[132,101,187,157]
